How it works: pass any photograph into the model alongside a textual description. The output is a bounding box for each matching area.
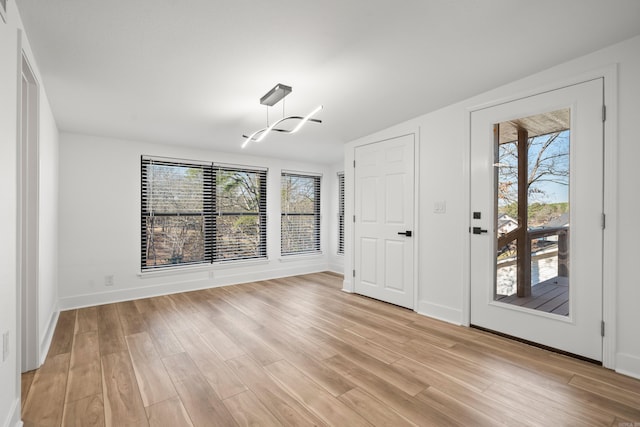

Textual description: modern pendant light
[242,84,322,148]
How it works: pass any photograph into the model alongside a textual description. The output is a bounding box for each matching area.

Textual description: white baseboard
[2,398,22,427]
[58,264,330,310]
[616,352,640,380]
[417,300,463,326]
[327,262,344,276]
[342,278,353,293]
[39,307,59,365]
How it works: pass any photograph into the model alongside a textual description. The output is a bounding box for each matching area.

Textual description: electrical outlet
[105,275,114,286]
[2,331,9,362]
[208,271,215,280]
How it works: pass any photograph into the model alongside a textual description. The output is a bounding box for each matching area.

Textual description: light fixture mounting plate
[260,83,292,106]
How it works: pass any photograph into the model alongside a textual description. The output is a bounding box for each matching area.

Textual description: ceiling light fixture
[260,83,292,106]
[242,83,322,148]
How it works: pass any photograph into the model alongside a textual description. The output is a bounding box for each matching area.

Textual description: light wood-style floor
[22,272,640,426]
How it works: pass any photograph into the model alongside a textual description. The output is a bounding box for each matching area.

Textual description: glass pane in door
[494,109,570,316]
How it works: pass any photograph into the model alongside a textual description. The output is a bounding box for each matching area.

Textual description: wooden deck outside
[496,276,569,315]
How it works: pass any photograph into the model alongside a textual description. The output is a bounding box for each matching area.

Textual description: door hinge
[352,269,356,278]
[353,215,356,223]
[602,213,606,229]
[601,320,605,337]
[602,105,606,122]
[353,160,356,168]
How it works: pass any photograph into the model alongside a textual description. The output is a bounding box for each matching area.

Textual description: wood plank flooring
[496,276,570,315]
[22,272,640,426]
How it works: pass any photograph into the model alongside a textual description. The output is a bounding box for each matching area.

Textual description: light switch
[433,201,446,214]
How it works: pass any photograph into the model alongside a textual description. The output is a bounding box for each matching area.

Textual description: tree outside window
[141,157,266,270]
[281,173,321,255]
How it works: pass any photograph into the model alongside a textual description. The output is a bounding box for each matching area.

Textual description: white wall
[38,93,59,363]
[345,35,640,378]
[0,2,21,424]
[1,1,59,425]
[58,133,338,309]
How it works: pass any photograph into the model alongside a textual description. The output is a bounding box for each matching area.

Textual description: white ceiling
[16,0,640,164]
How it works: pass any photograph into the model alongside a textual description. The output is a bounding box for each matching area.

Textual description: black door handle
[398,231,412,237]
[472,227,488,235]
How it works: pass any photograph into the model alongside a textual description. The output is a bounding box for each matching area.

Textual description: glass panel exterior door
[470,79,603,361]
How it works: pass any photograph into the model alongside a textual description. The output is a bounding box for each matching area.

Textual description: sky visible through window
[497,129,570,207]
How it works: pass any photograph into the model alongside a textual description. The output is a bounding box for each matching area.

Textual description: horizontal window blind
[214,166,267,261]
[338,172,345,255]
[281,172,321,255]
[141,157,213,269]
[141,156,267,270]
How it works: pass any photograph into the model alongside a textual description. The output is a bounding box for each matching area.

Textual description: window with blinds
[141,156,267,270]
[214,166,267,261]
[281,172,321,255]
[141,158,213,269]
[337,172,345,255]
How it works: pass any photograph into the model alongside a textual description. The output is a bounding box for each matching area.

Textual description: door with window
[470,79,604,361]
[354,134,415,309]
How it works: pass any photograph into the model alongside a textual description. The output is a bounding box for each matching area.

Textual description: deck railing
[528,226,569,278]
[497,225,569,297]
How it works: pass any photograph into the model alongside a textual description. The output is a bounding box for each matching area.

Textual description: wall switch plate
[105,275,114,286]
[2,331,9,362]
[433,201,447,214]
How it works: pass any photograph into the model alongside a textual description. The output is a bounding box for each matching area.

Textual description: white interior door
[470,79,604,361]
[354,134,415,309]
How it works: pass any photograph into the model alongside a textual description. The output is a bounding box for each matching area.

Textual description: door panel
[361,178,378,222]
[360,238,378,285]
[470,79,603,361]
[386,174,405,223]
[385,240,405,291]
[354,134,415,309]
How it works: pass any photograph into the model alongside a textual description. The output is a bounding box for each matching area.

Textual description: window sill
[279,252,324,262]
[138,258,270,278]
[214,258,270,269]
[138,264,212,278]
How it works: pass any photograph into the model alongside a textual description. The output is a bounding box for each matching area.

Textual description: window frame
[141,157,214,270]
[213,165,268,262]
[280,171,322,256]
[141,156,268,271]
[337,171,345,255]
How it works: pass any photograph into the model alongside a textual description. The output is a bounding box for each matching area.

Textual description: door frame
[343,129,420,312]
[463,65,618,368]
[17,43,41,372]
